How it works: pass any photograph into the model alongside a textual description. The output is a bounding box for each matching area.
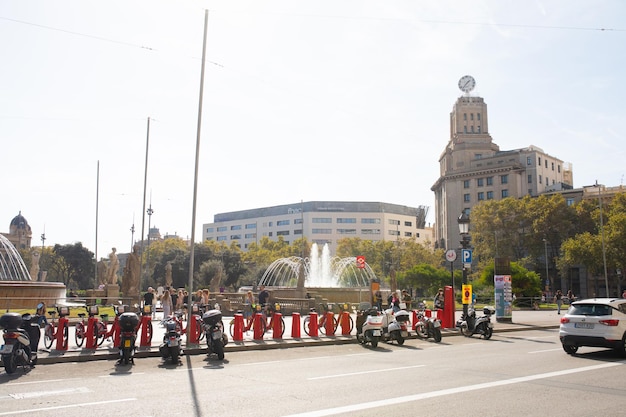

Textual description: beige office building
[431,93,573,250]
[202,201,433,254]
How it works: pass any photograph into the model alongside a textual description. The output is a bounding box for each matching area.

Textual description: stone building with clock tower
[431,76,573,250]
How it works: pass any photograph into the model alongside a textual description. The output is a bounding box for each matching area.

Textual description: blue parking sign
[462,249,472,264]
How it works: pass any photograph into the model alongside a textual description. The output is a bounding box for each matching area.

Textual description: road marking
[6,387,91,400]
[308,364,426,380]
[240,353,375,367]
[3,378,80,386]
[0,398,136,416]
[529,348,563,354]
[284,361,625,417]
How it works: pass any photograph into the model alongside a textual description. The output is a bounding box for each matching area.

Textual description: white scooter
[356,304,383,348]
[456,306,495,339]
[381,307,410,345]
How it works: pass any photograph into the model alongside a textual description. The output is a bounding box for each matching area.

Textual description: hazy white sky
[1,0,624,257]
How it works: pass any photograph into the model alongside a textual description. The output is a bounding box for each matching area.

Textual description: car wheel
[562,344,578,355]
[615,333,626,358]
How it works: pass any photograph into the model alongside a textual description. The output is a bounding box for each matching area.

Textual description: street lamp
[594,181,609,296]
[543,238,549,291]
[458,211,470,318]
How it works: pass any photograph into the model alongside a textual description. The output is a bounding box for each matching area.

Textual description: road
[1,328,625,417]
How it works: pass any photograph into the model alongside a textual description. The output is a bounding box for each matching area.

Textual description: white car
[559,298,626,356]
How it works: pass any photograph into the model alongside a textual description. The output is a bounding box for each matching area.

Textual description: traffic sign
[462,249,472,264]
[445,250,457,262]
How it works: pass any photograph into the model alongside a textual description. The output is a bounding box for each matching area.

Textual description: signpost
[445,250,457,296]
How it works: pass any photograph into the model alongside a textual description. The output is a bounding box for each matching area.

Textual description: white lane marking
[284,361,625,417]
[240,352,375,367]
[529,348,563,354]
[7,386,91,400]
[308,365,426,380]
[0,398,136,416]
[3,378,80,386]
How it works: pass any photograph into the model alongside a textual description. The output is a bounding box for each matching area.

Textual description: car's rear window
[569,304,611,316]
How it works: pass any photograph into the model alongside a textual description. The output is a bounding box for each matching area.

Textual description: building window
[528,174,532,183]
[217,226,227,232]
[477,113,481,121]
[502,189,509,198]
[231,225,242,230]
[245,223,256,229]
[478,192,485,201]
[276,230,289,236]
[389,230,400,236]
[361,229,381,235]
[362,218,381,224]
[566,198,575,206]
[244,233,256,239]
[475,153,482,159]
[388,219,400,226]
[404,232,412,237]
[464,126,467,134]
[463,180,470,189]
[486,176,493,186]
[464,113,467,120]
[551,162,555,171]
[312,218,332,223]
[545,160,548,168]
[230,234,241,240]
[216,236,227,241]
[471,126,475,133]
[404,221,412,227]
[500,174,508,184]
[277,220,290,226]
[538,157,541,165]
[539,175,542,184]
[528,189,533,195]
[558,165,561,173]
[464,194,470,202]
[337,218,356,224]
[527,156,532,165]
[337,229,357,234]
[206,227,214,233]
[477,125,481,133]
[294,218,303,224]
[477,178,484,187]
[294,229,302,235]
[487,191,494,200]
[312,228,331,234]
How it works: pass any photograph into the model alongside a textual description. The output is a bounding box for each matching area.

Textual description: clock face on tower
[458,75,476,93]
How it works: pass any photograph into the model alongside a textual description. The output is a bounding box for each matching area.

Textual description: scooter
[355,304,383,348]
[118,312,139,365]
[414,310,442,342]
[456,306,495,339]
[203,308,227,360]
[159,317,182,363]
[380,308,410,345]
[0,312,39,374]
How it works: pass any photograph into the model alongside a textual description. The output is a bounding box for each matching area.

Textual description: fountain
[0,234,65,310]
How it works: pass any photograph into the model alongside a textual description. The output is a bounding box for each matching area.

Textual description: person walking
[566,290,575,304]
[434,288,445,311]
[244,290,254,326]
[554,290,563,314]
[161,288,173,321]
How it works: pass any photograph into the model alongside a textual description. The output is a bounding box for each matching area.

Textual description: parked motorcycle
[355,304,383,348]
[414,310,442,342]
[0,312,40,374]
[118,312,139,365]
[456,306,495,339]
[202,308,227,360]
[380,308,410,345]
[159,317,182,363]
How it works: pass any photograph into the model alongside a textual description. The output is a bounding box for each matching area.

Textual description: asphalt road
[1,328,625,417]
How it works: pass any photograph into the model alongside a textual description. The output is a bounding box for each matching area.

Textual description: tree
[476,261,542,301]
[51,243,95,290]
[398,263,450,298]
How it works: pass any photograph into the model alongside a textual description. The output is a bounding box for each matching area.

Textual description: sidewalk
[34,309,562,365]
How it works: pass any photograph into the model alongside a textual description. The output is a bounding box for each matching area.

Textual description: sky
[1,0,625,258]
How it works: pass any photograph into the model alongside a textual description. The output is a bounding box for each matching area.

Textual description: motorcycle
[355,304,383,348]
[202,308,227,360]
[456,306,495,339]
[414,310,442,342]
[159,317,182,363]
[0,312,40,374]
[380,307,410,345]
[118,312,139,365]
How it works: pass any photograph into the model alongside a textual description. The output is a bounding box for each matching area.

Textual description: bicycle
[261,303,286,337]
[75,306,107,347]
[304,303,354,335]
[43,308,69,349]
[228,303,261,337]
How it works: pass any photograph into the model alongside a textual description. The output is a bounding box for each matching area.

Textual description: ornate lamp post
[458,211,471,318]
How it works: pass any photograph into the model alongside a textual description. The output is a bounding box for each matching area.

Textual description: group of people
[554,289,576,314]
[143,286,189,320]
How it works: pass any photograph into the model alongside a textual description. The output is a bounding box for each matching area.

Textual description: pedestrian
[258,285,270,315]
[194,289,203,305]
[144,287,155,318]
[374,290,383,311]
[176,289,184,310]
[161,288,173,320]
[566,290,575,304]
[202,289,210,306]
[554,289,563,314]
[170,287,178,311]
[402,290,412,310]
[390,290,401,313]
[244,290,254,325]
[434,288,445,311]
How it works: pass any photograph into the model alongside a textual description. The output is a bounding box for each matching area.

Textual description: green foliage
[51,243,95,289]
[476,261,542,297]
[397,263,451,297]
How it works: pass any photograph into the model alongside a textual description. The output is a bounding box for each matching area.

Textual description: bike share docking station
[84,305,100,349]
[54,306,70,351]
[139,305,153,347]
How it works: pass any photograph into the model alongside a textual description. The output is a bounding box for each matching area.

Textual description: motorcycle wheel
[171,347,180,363]
[396,334,405,346]
[75,322,84,347]
[44,325,54,349]
[122,348,131,365]
[432,327,442,343]
[2,353,17,374]
[483,326,493,340]
[370,338,379,348]
[459,324,472,337]
[213,340,224,360]
[356,333,364,344]
[416,323,428,339]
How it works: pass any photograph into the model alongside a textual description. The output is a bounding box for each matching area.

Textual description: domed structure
[7,211,32,249]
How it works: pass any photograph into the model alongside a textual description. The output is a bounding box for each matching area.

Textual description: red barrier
[442,285,455,328]
[109,317,120,347]
[253,313,264,340]
[233,313,244,341]
[273,312,282,339]
[139,314,152,347]
[325,311,335,335]
[85,316,98,349]
[425,309,431,317]
[291,312,301,338]
[308,311,319,337]
[188,313,202,344]
[55,316,69,351]
[412,310,418,330]
[340,311,351,335]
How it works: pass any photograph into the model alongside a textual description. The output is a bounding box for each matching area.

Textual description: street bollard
[340,311,351,335]
[273,312,282,339]
[253,313,264,340]
[325,311,335,335]
[55,306,69,351]
[139,305,152,347]
[233,313,244,341]
[85,312,98,349]
[308,311,319,337]
[291,312,301,338]
[188,310,201,345]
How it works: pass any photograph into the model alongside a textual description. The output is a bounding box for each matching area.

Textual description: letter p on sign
[462,249,472,264]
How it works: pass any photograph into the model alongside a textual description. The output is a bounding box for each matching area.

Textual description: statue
[106,247,119,285]
[165,261,173,287]
[122,244,140,297]
[30,250,40,281]
[97,258,108,286]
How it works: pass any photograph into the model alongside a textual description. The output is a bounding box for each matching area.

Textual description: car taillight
[560,317,570,324]
[599,319,619,326]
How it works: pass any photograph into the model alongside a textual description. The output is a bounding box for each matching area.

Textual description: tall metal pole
[596,181,609,296]
[140,117,151,307]
[543,238,549,291]
[95,160,100,289]
[187,9,209,342]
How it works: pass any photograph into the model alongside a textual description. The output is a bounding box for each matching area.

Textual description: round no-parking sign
[445,249,457,262]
